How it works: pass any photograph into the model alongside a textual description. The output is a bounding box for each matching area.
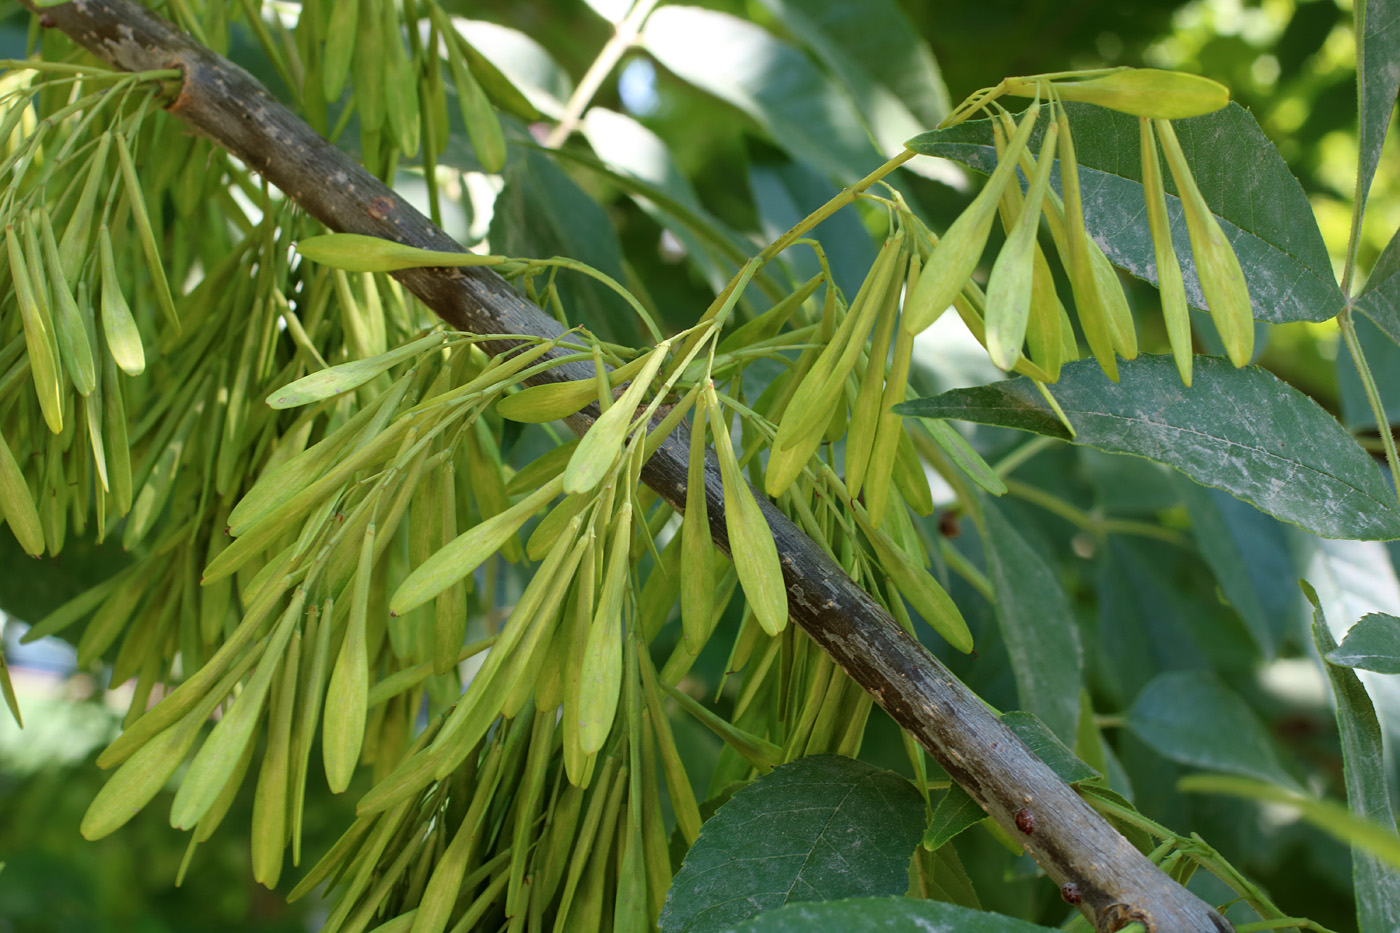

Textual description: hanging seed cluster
[2,22,1247,933]
[917,67,1252,387]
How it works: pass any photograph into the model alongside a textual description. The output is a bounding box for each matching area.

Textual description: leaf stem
[993,435,1058,476]
[545,0,661,148]
[1002,478,1095,530]
[1340,0,1369,299]
[758,149,918,263]
[1236,920,1340,933]
[1339,308,1400,507]
[940,539,993,602]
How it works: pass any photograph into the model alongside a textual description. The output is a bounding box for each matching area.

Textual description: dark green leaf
[981,504,1081,742]
[1356,228,1400,342]
[726,897,1057,932]
[1082,449,1177,515]
[924,845,980,909]
[1093,539,1258,706]
[641,7,885,183]
[1327,612,1400,674]
[1178,479,1295,657]
[921,785,983,852]
[1338,313,1400,430]
[1356,0,1400,220]
[1363,227,1400,297]
[660,755,923,933]
[1094,543,1182,706]
[1309,586,1400,933]
[896,356,1400,541]
[489,148,639,344]
[1128,671,1301,791]
[1001,711,1097,785]
[908,103,1343,324]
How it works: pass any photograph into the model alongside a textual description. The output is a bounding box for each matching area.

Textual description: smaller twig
[1339,308,1400,508]
[545,0,661,148]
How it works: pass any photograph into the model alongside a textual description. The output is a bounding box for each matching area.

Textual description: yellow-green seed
[903,100,1041,336]
[38,211,96,395]
[680,397,716,654]
[390,474,564,616]
[498,353,650,424]
[324,526,375,794]
[297,233,506,273]
[853,503,972,653]
[169,589,304,830]
[0,427,43,556]
[563,342,670,495]
[577,503,631,754]
[766,233,906,497]
[267,332,445,408]
[7,225,63,433]
[1005,68,1230,120]
[1140,118,1193,385]
[58,131,112,286]
[97,226,145,376]
[445,37,506,174]
[251,627,300,888]
[708,387,787,636]
[1155,118,1254,367]
[1052,101,1118,380]
[985,122,1059,371]
[115,133,180,334]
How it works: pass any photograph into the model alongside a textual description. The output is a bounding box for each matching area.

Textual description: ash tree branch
[26,2,1232,930]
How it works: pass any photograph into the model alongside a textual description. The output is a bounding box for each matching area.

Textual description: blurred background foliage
[0,0,1394,930]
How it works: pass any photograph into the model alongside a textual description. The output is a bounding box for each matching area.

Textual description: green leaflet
[898,356,1400,541]
[658,756,923,932]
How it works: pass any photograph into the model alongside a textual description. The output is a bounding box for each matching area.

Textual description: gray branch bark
[27,2,1233,930]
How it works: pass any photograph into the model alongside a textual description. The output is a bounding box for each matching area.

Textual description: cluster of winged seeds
[0,48,1250,933]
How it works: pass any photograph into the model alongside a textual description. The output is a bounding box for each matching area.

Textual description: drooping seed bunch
[2,25,1256,933]
[0,65,176,561]
[59,218,982,930]
[903,67,1253,387]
